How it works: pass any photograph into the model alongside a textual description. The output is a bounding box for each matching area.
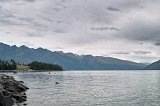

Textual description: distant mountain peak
[11,45,18,48]
[20,45,28,48]
[0,42,10,47]
[36,47,44,50]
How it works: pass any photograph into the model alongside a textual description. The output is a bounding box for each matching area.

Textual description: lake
[5,71,160,106]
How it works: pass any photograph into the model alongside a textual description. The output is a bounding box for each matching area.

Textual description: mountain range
[0,43,147,70]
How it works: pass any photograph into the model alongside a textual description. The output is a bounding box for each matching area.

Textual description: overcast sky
[0,0,160,63]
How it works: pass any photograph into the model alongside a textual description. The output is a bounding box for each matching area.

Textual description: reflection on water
[7,71,160,106]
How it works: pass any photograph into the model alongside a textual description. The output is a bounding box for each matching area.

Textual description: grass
[16,65,31,71]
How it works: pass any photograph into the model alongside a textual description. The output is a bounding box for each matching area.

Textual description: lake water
[5,71,160,106]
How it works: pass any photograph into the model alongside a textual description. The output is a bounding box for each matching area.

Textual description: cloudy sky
[0,0,160,63]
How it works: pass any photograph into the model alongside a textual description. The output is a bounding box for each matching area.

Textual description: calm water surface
[6,71,160,106]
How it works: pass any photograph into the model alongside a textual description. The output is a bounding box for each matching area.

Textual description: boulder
[0,74,29,106]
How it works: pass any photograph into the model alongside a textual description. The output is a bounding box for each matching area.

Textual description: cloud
[22,0,37,2]
[0,0,160,62]
[26,33,42,37]
[91,27,119,31]
[54,29,66,33]
[107,6,120,12]
[113,51,152,55]
[155,42,160,46]
[117,19,160,44]
[109,0,160,46]
[132,51,152,55]
[0,0,38,2]
[20,41,35,46]
[113,52,130,55]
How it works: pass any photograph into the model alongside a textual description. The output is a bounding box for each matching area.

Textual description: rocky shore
[0,74,29,106]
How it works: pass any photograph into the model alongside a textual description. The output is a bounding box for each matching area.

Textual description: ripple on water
[7,71,160,106]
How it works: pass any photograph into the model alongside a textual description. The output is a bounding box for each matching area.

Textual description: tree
[28,61,63,71]
[0,59,17,70]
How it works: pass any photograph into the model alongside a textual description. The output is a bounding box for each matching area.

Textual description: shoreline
[0,70,63,73]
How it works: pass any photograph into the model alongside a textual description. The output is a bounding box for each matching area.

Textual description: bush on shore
[28,61,63,71]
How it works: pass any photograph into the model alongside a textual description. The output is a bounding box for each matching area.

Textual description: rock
[23,103,27,105]
[13,71,17,74]
[12,94,27,103]
[17,84,29,92]
[0,74,29,105]
[18,81,24,83]
[0,90,14,106]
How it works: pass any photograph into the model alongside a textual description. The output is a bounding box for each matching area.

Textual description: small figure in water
[55,82,59,84]
[49,72,51,74]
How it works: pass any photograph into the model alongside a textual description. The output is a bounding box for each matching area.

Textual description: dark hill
[144,60,160,70]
